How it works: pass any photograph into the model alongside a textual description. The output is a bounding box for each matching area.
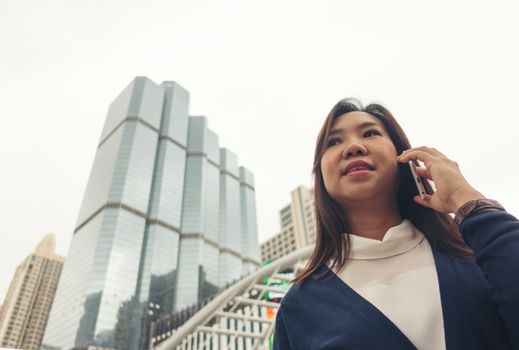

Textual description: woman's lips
[345,169,373,177]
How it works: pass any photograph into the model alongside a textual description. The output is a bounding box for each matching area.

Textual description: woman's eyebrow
[328,122,381,137]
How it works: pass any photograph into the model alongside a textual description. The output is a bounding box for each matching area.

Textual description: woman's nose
[342,142,368,159]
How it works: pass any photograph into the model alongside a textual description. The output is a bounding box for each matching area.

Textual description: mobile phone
[408,160,427,200]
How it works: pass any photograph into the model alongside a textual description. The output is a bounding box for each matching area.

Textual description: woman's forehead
[330,111,383,130]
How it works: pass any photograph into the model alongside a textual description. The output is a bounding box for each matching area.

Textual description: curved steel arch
[154,245,313,350]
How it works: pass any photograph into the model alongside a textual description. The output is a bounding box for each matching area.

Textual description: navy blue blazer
[274,210,519,349]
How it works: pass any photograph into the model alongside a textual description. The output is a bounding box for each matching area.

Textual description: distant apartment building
[0,234,64,350]
[42,77,260,350]
[261,185,315,262]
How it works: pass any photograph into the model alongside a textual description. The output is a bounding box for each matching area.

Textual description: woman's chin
[336,187,392,203]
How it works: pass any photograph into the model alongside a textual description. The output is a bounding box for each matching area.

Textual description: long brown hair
[292,98,472,284]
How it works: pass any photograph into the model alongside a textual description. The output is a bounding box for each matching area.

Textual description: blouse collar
[346,219,425,260]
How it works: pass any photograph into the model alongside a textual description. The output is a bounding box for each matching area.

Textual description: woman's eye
[327,138,341,147]
[364,130,381,137]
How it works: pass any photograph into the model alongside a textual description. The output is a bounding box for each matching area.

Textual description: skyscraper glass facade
[42,77,260,350]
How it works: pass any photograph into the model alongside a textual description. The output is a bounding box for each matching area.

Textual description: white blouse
[329,219,446,350]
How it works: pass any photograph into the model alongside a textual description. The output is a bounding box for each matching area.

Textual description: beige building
[0,234,64,350]
[261,185,316,262]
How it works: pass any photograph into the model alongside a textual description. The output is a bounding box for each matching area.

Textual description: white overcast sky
[1,0,518,301]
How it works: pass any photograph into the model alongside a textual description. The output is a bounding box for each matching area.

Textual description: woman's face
[320,111,400,206]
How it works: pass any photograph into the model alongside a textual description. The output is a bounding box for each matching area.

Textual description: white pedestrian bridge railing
[153,245,313,350]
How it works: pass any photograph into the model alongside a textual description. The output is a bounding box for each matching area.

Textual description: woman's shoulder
[280,264,335,307]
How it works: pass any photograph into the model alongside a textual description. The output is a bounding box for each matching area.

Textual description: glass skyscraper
[42,77,260,350]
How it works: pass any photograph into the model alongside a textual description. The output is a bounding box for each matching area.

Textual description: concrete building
[261,185,315,262]
[41,77,260,350]
[0,234,64,350]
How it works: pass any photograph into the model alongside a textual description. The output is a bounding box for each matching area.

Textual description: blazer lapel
[320,265,417,350]
[432,248,472,349]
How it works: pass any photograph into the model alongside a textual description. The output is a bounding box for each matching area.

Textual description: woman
[273,98,519,350]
